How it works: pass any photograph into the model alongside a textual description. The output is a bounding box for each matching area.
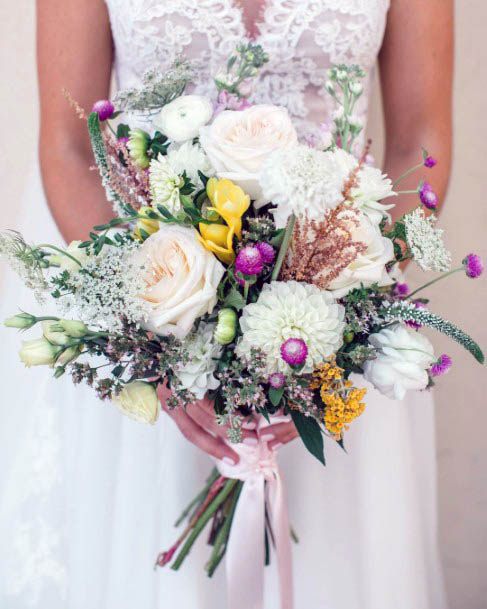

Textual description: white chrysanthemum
[237,281,345,373]
[363,324,435,400]
[259,145,355,228]
[404,208,452,272]
[352,165,396,225]
[166,142,214,190]
[149,156,184,213]
[175,322,222,399]
[327,212,395,297]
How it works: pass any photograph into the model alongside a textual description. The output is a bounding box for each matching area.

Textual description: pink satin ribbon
[216,417,294,609]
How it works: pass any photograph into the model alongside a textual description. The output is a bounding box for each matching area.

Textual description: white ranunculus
[155,95,213,142]
[19,337,61,367]
[114,381,160,424]
[352,165,396,225]
[327,213,394,298]
[363,324,435,400]
[199,104,298,205]
[133,225,225,339]
[175,322,222,399]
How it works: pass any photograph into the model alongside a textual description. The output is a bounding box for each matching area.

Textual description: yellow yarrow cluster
[311,360,367,440]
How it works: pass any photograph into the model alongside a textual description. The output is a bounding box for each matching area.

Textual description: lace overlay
[105,0,390,134]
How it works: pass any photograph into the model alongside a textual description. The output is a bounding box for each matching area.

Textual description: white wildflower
[259,145,355,228]
[0,231,48,302]
[61,243,149,333]
[166,141,214,190]
[149,156,184,213]
[237,281,345,374]
[174,322,222,399]
[404,208,452,272]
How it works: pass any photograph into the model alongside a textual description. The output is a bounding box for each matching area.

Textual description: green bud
[4,312,37,330]
[214,308,237,345]
[56,345,82,366]
[128,128,151,169]
[42,320,70,346]
[19,338,62,367]
[59,319,89,338]
[344,331,355,344]
[54,366,66,378]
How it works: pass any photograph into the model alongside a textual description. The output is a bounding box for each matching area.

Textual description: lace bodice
[105,0,390,134]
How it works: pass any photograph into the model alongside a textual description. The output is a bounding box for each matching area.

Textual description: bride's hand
[258,420,299,451]
[157,385,258,465]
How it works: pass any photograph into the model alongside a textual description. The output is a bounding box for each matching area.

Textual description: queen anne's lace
[105,0,390,136]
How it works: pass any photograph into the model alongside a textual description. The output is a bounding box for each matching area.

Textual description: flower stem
[271,214,296,281]
[37,244,83,267]
[407,268,462,299]
[392,163,423,188]
[394,189,419,195]
[174,469,220,528]
[171,479,238,571]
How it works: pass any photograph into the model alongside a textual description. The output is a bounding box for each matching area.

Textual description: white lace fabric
[105,0,390,135]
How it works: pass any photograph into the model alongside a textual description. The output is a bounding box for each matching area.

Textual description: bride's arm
[37,0,114,242]
[379,0,454,222]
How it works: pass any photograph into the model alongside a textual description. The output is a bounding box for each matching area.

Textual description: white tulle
[0,1,447,608]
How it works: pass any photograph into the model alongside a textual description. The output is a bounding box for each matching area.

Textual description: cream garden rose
[134,225,225,339]
[199,104,298,205]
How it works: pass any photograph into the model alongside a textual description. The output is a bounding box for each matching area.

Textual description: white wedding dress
[0,1,448,608]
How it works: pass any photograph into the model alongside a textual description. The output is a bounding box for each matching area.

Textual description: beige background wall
[0,2,486,608]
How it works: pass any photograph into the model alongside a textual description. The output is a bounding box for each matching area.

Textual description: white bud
[113,382,160,425]
[349,81,363,96]
[59,319,89,338]
[4,313,36,329]
[325,80,335,94]
[50,241,88,272]
[56,345,82,366]
[42,320,70,346]
[19,338,61,367]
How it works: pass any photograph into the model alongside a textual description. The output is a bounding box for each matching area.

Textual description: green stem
[395,189,419,195]
[271,214,296,281]
[171,479,238,571]
[407,268,462,299]
[243,281,249,301]
[392,163,423,188]
[37,244,82,267]
[174,469,220,528]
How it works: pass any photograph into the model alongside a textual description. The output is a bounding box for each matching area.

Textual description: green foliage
[290,410,325,465]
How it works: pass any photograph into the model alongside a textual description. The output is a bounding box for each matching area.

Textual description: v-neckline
[233,0,269,41]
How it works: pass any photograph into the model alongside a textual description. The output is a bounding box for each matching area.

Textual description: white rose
[19,337,61,367]
[199,104,298,205]
[114,382,160,424]
[363,324,435,400]
[134,225,225,339]
[155,95,214,142]
[327,213,394,298]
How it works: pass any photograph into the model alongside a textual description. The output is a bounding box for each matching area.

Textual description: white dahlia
[259,145,355,228]
[236,281,345,374]
[166,141,214,190]
[175,322,222,399]
[351,165,396,225]
[149,156,184,213]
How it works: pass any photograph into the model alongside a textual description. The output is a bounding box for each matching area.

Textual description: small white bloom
[175,322,222,399]
[166,141,214,190]
[149,156,184,213]
[363,324,435,400]
[404,208,452,272]
[19,338,61,367]
[114,382,160,424]
[327,213,394,297]
[237,281,345,374]
[260,145,356,228]
[154,95,213,142]
[348,114,363,130]
[349,81,363,96]
[351,165,396,225]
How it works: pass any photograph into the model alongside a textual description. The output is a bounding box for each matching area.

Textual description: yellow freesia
[134,206,160,240]
[198,222,235,265]
[206,177,250,239]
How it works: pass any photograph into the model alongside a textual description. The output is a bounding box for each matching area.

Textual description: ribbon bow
[216,417,294,609]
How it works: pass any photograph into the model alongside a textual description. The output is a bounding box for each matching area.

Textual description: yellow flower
[134,206,160,240]
[198,222,236,265]
[206,177,250,239]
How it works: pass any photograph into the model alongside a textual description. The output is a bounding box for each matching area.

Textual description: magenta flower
[92,99,115,121]
[405,301,427,330]
[394,282,409,297]
[280,338,308,367]
[424,156,437,169]
[430,354,452,377]
[419,182,439,210]
[269,372,286,389]
[235,246,264,276]
[255,242,275,264]
[463,253,484,279]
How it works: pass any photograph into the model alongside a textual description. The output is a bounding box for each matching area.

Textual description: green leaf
[383,303,485,364]
[116,123,130,139]
[269,229,285,248]
[268,386,284,407]
[290,410,325,465]
[223,286,246,311]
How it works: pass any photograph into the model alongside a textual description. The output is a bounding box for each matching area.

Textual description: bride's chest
[106,0,390,78]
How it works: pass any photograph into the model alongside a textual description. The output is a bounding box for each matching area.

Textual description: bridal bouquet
[1,44,484,605]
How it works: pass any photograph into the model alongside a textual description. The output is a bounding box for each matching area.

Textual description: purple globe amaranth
[268,372,286,389]
[419,182,439,210]
[235,246,264,276]
[255,241,276,265]
[463,253,484,279]
[424,156,438,168]
[92,99,115,121]
[430,354,452,377]
[280,338,308,367]
[393,282,409,297]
